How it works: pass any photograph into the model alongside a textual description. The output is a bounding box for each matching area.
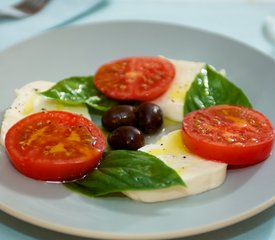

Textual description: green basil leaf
[65,150,185,197]
[183,65,253,115]
[40,76,118,111]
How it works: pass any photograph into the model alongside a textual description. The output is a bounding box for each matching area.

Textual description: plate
[0,21,274,239]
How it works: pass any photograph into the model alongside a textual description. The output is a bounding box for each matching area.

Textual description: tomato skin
[5,111,106,181]
[94,56,175,101]
[182,105,274,166]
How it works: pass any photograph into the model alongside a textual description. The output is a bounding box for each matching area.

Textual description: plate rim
[2,19,275,65]
[1,197,274,239]
[0,19,274,239]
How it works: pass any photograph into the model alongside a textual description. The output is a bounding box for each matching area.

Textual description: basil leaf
[183,65,253,115]
[65,150,185,197]
[40,76,118,111]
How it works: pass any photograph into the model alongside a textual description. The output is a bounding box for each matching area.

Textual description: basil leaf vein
[184,65,253,115]
[40,76,118,111]
[65,150,185,197]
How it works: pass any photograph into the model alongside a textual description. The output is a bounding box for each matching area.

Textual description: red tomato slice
[94,56,175,101]
[182,105,274,166]
[5,111,106,181]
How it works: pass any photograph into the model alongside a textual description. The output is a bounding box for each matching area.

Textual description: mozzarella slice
[123,130,227,202]
[0,81,90,145]
[151,59,204,122]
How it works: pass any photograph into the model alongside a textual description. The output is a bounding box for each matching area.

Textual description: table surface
[0,0,274,239]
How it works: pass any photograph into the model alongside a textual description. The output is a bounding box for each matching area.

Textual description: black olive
[102,105,137,132]
[108,126,145,150]
[136,102,163,134]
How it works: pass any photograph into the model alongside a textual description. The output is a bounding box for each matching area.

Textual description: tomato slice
[182,105,274,166]
[5,111,106,181]
[94,56,175,101]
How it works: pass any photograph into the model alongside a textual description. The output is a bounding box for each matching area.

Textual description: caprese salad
[1,56,274,203]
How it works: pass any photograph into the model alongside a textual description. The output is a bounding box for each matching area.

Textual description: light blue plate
[0,21,274,239]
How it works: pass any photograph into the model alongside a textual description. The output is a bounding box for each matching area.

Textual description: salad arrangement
[1,56,274,202]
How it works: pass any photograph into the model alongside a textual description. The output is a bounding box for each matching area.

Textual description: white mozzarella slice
[0,81,90,145]
[151,59,204,122]
[123,130,227,202]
